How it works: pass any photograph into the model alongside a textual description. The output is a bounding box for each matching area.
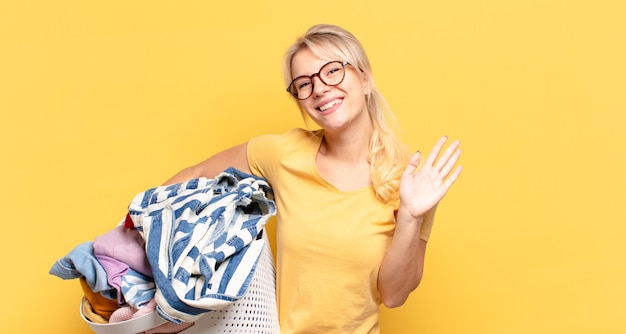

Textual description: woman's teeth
[319,99,340,111]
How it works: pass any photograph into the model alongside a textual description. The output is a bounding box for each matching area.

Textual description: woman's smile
[318,98,343,112]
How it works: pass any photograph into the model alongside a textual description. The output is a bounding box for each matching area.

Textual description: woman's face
[290,48,370,133]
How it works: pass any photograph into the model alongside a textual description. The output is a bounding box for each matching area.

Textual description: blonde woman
[165,24,462,333]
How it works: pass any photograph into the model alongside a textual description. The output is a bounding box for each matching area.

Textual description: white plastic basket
[81,232,279,334]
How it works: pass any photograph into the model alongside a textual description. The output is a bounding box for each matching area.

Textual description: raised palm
[399,136,463,219]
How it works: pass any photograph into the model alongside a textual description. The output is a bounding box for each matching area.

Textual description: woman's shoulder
[247,128,322,175]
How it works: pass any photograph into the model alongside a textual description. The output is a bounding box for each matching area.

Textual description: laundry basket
[80,232,279,334]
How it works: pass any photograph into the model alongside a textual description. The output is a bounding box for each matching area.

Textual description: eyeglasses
[286,61,350,100]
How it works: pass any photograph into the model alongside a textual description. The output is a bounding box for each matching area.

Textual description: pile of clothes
[50,168,276,333]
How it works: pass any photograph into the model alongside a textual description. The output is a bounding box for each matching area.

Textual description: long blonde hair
[283,24,410,204]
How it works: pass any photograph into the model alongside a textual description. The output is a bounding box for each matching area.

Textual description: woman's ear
[362,72,371,96]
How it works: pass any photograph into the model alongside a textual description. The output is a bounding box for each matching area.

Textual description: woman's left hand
[398,136,463,220]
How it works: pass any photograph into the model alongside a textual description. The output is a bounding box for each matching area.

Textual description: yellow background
[1,1,625,333]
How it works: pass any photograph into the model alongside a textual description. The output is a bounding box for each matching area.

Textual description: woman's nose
[311,75,330,96]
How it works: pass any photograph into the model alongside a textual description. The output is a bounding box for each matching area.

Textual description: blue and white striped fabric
[121,268,155,309]
[127,168,276,323]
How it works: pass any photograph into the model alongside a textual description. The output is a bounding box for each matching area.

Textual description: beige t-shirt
[247,128,397,334]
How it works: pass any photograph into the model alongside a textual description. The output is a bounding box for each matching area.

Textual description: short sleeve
[247,133,283,181]
[247,128,321,186]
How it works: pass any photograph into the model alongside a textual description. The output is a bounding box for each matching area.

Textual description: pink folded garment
[94,225,152,277]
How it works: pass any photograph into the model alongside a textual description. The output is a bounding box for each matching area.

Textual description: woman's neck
[319,122,372,163]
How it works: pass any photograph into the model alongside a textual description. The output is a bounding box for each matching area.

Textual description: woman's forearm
[162,142,250,185]
[377,207,430,308]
